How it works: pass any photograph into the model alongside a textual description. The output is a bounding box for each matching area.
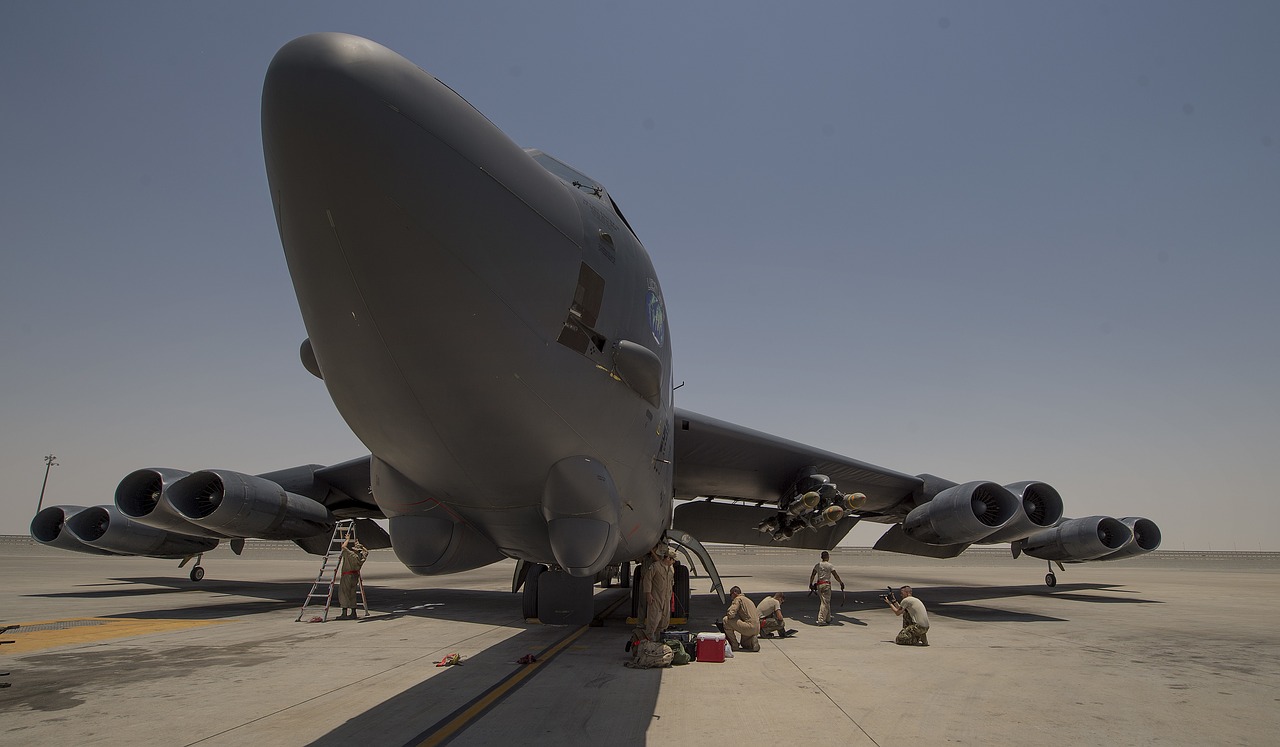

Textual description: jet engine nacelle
[64,505,219,558]
[168,469,335,540]
[30,505,120,555]
[1094,517,1162,561]
[1018,515,1132,561]
[114,467,228,538]
[978,481,1066,544]
[902,481,1020,545]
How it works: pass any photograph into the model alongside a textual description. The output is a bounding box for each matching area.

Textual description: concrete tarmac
[2,537,1277,746]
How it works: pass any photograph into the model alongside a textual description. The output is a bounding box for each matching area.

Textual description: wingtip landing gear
[1044,559,1065,587]
[179,553,206,582]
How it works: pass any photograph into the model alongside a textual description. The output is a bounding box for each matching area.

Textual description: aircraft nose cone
[262,32,580,331]
[264,32,390,90]
[259,34,584,471]
[262,33,416,179]
[263,32,576,229]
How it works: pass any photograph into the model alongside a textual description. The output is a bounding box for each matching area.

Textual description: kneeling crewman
[757,592,788,638]
[720,586,760,652]
[885,585,929,646]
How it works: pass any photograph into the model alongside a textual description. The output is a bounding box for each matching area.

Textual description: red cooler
[695,632,726,662]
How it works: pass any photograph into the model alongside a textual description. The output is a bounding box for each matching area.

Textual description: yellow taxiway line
[1,618,228,655]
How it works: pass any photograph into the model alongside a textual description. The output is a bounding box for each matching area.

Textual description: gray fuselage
[262,34,673,576]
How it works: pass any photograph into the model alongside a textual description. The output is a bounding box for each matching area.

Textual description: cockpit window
[525,149,639,239]
[527,150,603,196]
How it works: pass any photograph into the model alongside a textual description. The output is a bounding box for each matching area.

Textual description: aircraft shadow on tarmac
[24,578,308,620]
[24,574,1163,630]
[27,578,538,627]
[313,591,658,746]
[685,581,1163,628]
[316,581,1165,745]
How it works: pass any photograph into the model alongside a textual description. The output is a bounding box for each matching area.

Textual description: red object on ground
[695,634,726,663]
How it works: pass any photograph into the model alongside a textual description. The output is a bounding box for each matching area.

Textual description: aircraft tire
[190,566,205,582]
[620,561,631,588]
[673,562,691,619]
[630,564,644,620]
[522,564,547,619]
[1045,572,1057,588]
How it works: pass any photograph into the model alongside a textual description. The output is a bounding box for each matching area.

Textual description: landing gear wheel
[190,566,206,582]
[521,564,547,619]
[524,567,594,625]
[620,561,632,589]
[1045,572,1057,587]
[673,562,691,620]
[630,563,645,620]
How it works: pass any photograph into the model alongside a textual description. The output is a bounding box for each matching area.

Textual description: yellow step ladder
[296,520,368,622]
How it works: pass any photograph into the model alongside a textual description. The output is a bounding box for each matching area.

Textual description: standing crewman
[757,592,789,638]
[719,586,760,651]
[885,585,930,646]
[337,536,368,620]
[641,544,677,643]
[808,551,844,626]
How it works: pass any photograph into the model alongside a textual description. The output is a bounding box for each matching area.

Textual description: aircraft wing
[671,408,923,508]
[258,455,381,518]
[670,408,925,549]
[311,456,380,517]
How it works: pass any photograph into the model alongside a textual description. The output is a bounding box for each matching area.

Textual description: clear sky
[2,2,1277,552]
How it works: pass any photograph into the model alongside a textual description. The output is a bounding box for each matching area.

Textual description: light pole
[36,453,59,513]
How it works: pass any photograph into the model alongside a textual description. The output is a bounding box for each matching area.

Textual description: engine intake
[115,468,227,538]
[979,481,1066,544]
[1095,517,1162,561]
[1019,515,1132,561]
[903,481,1019,545]
[64,505,218,558]
[168,469,335,540]
[30,506,119,555]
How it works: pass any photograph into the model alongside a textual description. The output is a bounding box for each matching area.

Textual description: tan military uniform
[895,596,930,646]
[812,560,835,624]
[722,594,760,651]
[338,543,368,609]
[757,596,785,636]
[641,554,674,641]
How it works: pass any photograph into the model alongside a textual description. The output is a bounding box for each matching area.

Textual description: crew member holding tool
[885,585,930,646]
[808,551,844,625]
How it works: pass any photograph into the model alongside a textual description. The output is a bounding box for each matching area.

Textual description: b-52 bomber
[32,33,1160,623]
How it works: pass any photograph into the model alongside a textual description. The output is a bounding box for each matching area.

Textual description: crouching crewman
[885,585,929,646]
[757,592,788,638]
[720,586,760,652]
